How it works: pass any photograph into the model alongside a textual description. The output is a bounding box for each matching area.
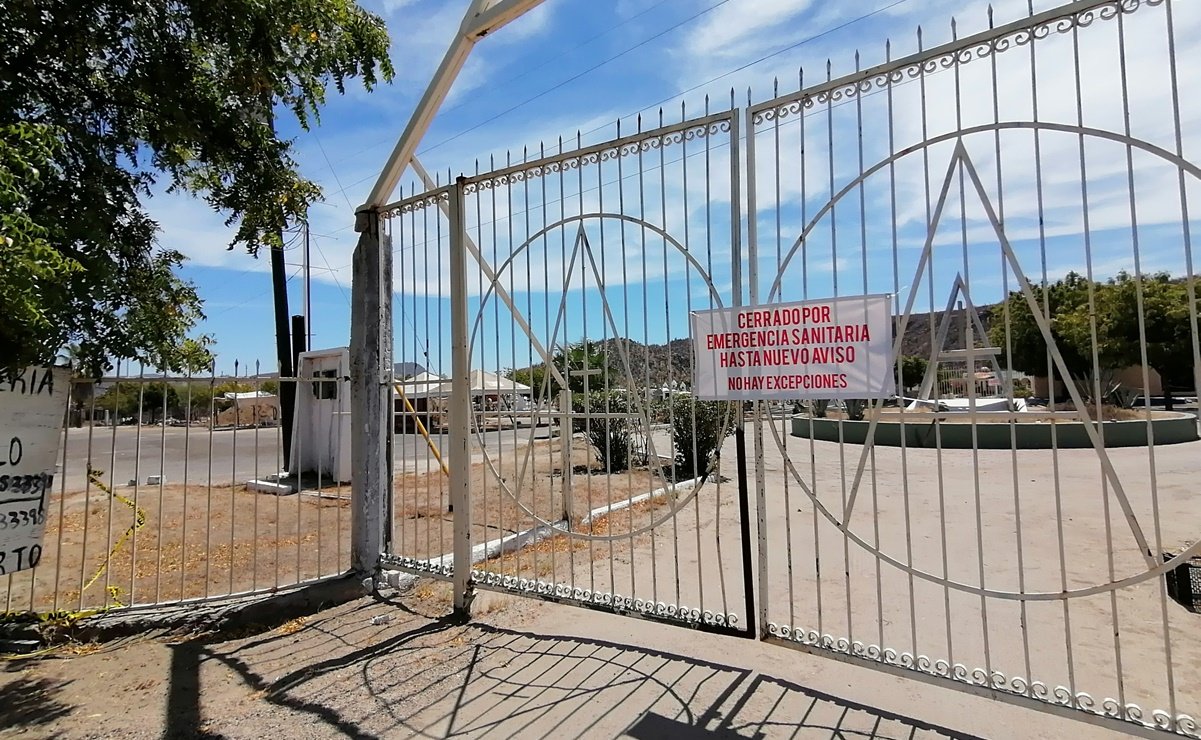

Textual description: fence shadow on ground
[0,667,74,734]
[165,597,982,739]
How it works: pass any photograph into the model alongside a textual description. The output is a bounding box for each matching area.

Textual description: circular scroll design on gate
[766,120,1201,600]
[469,212,736,542]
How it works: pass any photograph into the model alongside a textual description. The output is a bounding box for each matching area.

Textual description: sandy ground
[1,434,671,613]
[3,415,1199,737]
[0,586,1140,739]
[389,434,688,568]
[2,480,353,614]
[458,417,1201,732]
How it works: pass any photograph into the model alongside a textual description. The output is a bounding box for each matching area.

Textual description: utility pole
[263,107,295,471]
[270,234,295,471]
[252,14,296,472]
[303,219,313,350]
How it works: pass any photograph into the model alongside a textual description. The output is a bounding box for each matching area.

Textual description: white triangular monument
[911,273,1008,405]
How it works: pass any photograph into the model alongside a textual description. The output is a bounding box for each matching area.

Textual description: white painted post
[559,388,573,525]
[381,222,395,554]
[350,210,391,577]
[447,178,474,613]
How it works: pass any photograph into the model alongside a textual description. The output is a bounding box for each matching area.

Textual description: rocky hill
[896,305,997,358]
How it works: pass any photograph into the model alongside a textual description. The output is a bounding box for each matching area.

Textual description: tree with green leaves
[95,381,183,422]
[668,397,734,481]
[1094,272,1199,411]
[1,0,393,377]
[991,271,1199,407]
[507,366,550,398]
[896,355,929,393]
[179,383,215,422]
[140,382,184,423]
[509,341,614,402]
[95,382,142,421]
[989,272,1096,389]
[558,341,612,397]
[576,391,634,473]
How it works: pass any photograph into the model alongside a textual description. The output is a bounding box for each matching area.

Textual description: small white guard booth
[290,348,352,483]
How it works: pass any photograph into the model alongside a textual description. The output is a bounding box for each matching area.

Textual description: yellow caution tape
[80,466,146,593]
[0,467,142,655]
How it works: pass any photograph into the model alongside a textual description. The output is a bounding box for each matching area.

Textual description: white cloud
[380,0,419,13]
[491,1,554,43]
[151,190,246,269]
[388,2,470,86]
[165,0,1201,367]
[684,0,815,61]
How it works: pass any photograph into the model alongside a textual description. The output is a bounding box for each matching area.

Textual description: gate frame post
[362,0,547,211]
[559,388,574,525]
[728,110,758,639]
[448,177,475,614]
[350,208,394,578]
[743,102,770,639]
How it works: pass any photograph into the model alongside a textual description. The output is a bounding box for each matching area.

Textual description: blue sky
[148,0,1201,375]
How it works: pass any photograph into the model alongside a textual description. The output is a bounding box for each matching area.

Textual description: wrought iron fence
[745,0,1201,737]
[377,107,755,633]
[363,0,1201,737]
[6,1,1201,739]
[0,365,352,615]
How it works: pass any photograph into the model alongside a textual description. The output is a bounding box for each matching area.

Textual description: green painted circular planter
[790,413,1200,449]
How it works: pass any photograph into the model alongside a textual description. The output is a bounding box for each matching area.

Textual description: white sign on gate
[691,295,895,400]
[0,366,70,575]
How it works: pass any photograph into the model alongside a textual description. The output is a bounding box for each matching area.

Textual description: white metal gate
[366,0,1201,735]
[746,0,1201,737]
[380,108,755,636]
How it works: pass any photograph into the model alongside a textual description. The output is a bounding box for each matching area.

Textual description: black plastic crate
[1164,552,1201,613]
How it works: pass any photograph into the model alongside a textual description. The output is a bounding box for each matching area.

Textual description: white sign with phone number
[0,367,69,575]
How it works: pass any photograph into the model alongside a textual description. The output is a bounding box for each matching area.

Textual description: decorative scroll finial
[751,1,1164,126]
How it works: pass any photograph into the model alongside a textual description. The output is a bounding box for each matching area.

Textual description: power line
[573,0,910,142]
[317,0,679,178]
[310,232,351,307]
[327,24,947,271]
[314,132,356,211]
[409,0,736,158]
[323,0,736,204]
[322,0,909,210]
[208,265,304,318]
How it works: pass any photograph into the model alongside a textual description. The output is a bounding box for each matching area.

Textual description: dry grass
[274,617,307,636]
[389,435,680,562]
[474,593,513,615]
[410,581,453,610]
[4,479,351,614]
[477,496,675,584]
[5,434,686,615]
[57,642,105,657]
